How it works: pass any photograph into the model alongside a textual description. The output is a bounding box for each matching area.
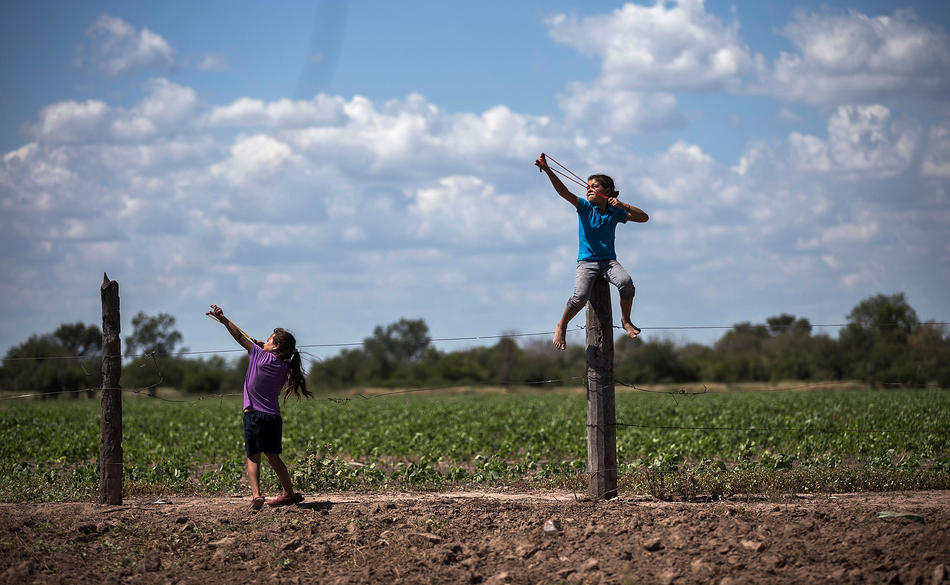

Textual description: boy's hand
[607,197,621,208]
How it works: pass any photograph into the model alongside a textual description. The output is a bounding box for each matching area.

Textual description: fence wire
[3,320,947,363]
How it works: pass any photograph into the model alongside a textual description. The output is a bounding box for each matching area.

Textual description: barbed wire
[4,319,947,363]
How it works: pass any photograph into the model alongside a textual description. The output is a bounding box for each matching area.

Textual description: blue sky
[1,0,949,361]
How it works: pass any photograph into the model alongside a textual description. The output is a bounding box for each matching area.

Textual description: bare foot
[622,321,641,339]
[553,323,567,350]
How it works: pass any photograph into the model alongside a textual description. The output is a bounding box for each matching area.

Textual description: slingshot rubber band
[545,154,587,186]
[540,154,588,189]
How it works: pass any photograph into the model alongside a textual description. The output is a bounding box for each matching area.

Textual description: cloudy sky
[1,0,949,361]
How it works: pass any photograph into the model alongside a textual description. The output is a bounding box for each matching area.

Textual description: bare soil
[2,490,949,585]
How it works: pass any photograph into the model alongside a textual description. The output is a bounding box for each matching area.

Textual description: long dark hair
[271,328,311,401]
[588,174,619,196]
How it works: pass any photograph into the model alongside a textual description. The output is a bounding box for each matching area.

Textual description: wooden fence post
[100,273,122,505]
[586,276,617,499]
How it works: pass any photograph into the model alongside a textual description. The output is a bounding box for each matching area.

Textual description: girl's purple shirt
[243,344,289,415]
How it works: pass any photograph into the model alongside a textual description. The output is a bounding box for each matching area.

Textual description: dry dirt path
[2,490,949,584]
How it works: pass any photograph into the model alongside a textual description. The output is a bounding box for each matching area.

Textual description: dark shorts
[243,410,283,457]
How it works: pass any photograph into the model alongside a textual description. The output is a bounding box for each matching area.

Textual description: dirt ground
[1,490,948,585]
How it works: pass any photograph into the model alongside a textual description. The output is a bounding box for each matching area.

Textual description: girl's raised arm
[536,153,579,208]
[207,305,255,352]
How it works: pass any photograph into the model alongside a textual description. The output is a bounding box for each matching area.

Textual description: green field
[2,387,949,501]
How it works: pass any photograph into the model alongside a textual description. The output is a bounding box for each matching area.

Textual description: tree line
[1,293,948,397]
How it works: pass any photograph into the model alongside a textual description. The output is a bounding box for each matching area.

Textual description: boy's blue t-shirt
[576,197,627,261]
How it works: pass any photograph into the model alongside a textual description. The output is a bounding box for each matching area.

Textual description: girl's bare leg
[247,454,263,498]
[265,452,295,497]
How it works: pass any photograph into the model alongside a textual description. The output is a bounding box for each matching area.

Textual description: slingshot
[538,153,588,189]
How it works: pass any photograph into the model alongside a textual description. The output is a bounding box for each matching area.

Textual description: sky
[1,0,949,362]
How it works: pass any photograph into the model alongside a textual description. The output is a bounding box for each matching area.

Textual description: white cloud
[279,94,553,174]
[136,78,198,124]
[634,141,720,204]
[789,132,831,172]
[922,122,950,178]
[558,86,684,136]
[206,95,347,128]
[777,108,801,124]
[29,79,198,143]
[821,215,880,244]
[731,141,776,178]
[79,14,176,76]
[545,3,950,109]
[545,0,756,92]
[544,0,755,137]
[342,227,365,242]
[841,273,861,288]
[258,272,296,301]
[32,100,111,143]
[790,105,920,178]
[763,8,950,103]
[210,134,299,187]
[409,175,551,243]
[197,54,228,71]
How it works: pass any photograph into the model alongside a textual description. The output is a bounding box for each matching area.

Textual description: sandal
[250,496,265,510]
[267,492,304,507]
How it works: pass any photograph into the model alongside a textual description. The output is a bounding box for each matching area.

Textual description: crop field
[1,386,949,502]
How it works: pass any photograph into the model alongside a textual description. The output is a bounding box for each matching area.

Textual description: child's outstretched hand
[207,304,226,322]
[535,153,549,172]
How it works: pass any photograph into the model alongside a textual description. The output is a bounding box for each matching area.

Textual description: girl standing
[207,304,311,509]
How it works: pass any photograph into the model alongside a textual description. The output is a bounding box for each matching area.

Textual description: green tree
[125,312,184,357]
[839,293,921,386]
[763,314,818,381]
[309,348,368,391]
[120,353,184,392]
[710,322,770,382]
[123,312,185,395]
[362,318,433,384]
[492,335,521,389]
[615,337,699,384]
[53,322,102,357]
[908,321,950,387]
[180,355,235,394]
[0,322,102,398]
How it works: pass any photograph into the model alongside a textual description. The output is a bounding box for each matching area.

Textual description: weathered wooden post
[100,273,122,505]
[586,276,617,499]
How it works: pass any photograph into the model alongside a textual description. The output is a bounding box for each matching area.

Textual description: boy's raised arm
[536,153,579,208]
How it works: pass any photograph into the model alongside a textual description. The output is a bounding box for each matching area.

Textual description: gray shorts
[566,259,635,311]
